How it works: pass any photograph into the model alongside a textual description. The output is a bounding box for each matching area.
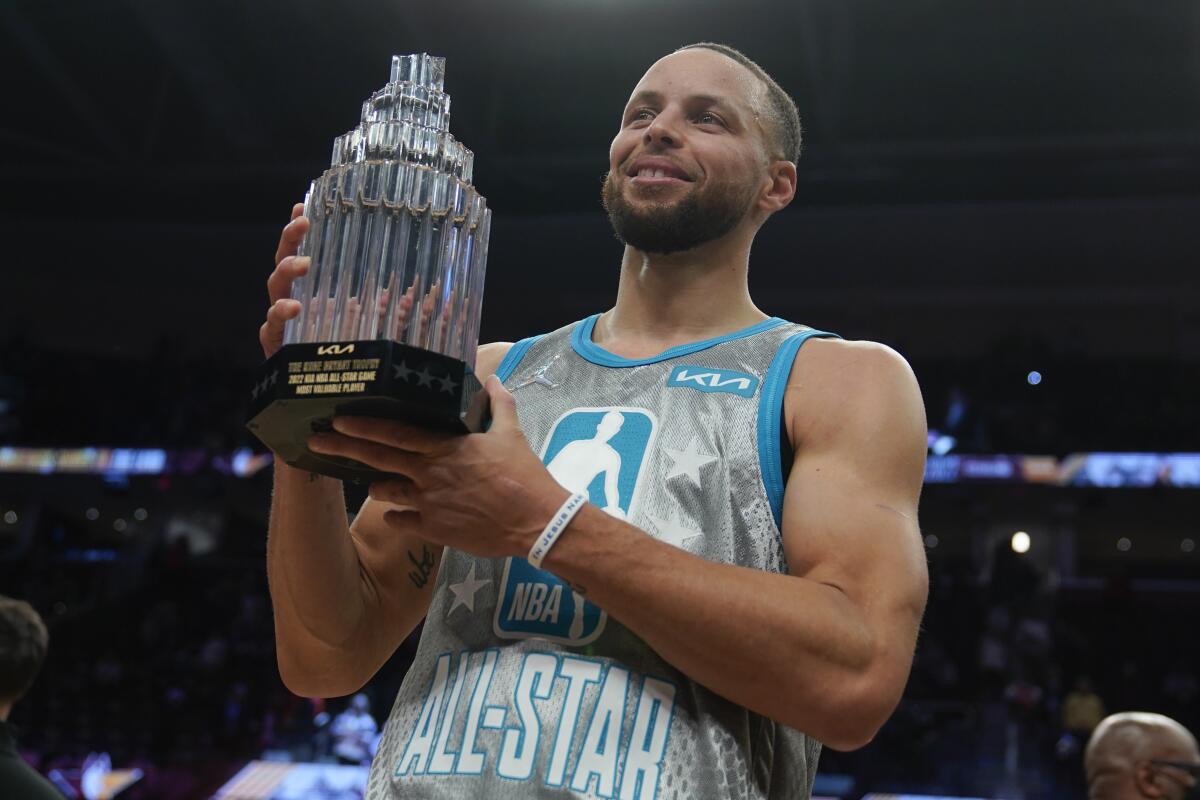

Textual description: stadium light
[1011,531,1031,553]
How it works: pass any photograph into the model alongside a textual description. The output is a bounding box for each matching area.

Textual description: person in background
[1086,711,1200,800]
[330,693,377,766]
[0,594,60,799]
[1065,676,1107,738]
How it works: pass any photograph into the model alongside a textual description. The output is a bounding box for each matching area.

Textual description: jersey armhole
[757,329,841,531]
[493,334,545,383]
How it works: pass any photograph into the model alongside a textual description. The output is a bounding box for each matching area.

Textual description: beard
[600,169,756,256]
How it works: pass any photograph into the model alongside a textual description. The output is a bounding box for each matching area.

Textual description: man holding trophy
[257,44,928,799]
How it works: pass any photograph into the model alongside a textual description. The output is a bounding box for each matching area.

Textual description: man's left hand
[307,376,567,559]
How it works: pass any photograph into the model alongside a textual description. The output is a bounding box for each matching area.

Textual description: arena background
[1,1,1198,797]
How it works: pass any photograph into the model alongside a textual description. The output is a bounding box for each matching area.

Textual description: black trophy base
[245,340,488,483]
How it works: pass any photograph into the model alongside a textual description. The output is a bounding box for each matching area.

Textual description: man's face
[602,49,772,255]
[1149,734,1200,799]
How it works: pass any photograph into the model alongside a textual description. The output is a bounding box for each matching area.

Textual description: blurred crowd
[821,537,1200,797]
[1,337,1197,798]
[1,335,1198,455]
[1,482,1196,798]
[2,493,416,798]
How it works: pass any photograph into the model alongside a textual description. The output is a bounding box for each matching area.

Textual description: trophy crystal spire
[247,54,492,482]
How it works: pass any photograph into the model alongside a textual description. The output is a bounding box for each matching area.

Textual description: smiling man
[262,43,929,799]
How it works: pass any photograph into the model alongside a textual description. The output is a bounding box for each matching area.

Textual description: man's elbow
[792,675,905,752]
[818,716,885,753]
[276,647,366,700]
[278,668,365,701]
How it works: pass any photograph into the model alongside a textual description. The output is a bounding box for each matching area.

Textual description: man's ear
[1134,761,1168,798]
[757,159,797,216]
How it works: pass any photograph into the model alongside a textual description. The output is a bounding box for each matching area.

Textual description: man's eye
[629,109,655,123]
[696,112,724,126]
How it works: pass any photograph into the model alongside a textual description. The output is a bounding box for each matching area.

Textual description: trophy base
[245,340,488,483]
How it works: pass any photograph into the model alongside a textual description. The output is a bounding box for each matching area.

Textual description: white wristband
[528,492,588,569]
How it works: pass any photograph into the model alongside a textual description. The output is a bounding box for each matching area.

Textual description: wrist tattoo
[407,545,435,589]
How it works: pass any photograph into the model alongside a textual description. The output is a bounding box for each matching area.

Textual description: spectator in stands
[1086,712,1200,799]
[0,594,59,798]
[1064,676,1107,737]
[330,693,377,766]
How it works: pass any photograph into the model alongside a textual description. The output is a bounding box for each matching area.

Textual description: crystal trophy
[247,54,492,482]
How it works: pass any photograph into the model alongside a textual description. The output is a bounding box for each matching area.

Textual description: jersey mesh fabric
[366,316,837,800]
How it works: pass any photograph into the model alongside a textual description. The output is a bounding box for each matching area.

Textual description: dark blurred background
[1,0,1198,798]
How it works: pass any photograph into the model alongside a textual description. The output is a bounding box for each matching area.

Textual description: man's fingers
[485,375,520,433]
[393,290,414,338]
[368,478,418,508]
[274,214,310,266]
[307,432,423,477]
[330,416,453,455]
[267,299,302,324]
[420,286,437,325]
[258,322,273,355]
[260,205,307,359]
[260,300,302,357]
[267,256,310,304]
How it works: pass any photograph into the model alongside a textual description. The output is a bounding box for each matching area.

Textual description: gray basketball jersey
[366,314,840,800]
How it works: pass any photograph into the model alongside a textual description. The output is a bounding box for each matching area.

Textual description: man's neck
[600,234,768,358]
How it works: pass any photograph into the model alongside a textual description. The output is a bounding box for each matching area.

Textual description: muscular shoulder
[783,337,926,454]
[788,337,918,392]
[475,342,515,382]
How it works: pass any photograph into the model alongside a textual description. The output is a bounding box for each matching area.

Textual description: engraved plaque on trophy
[246,54,492,482]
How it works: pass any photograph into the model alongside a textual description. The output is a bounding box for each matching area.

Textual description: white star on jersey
[447,562,490,615]
[647,507,704,550]
[662,436,717,488]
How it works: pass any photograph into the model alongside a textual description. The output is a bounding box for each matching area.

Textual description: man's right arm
[266,462,419,698]
[261,202,515,697]
[267,341,512,697]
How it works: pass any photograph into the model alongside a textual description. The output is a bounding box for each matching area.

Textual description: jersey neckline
[570,313,789,368]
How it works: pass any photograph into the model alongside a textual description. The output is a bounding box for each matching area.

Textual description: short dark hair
[676,42,802,164]
[0,596,48,703]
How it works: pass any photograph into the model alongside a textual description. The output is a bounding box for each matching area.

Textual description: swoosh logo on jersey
[666,365,759,398]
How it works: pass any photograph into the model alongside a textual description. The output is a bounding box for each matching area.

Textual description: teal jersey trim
[494,335,545,383]
[757,328,842,531]
[571,314,789,368]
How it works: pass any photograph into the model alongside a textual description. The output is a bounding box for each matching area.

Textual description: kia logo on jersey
[666,365,759,398]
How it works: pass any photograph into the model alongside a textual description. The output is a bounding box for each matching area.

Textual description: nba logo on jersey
[494,407,657,645]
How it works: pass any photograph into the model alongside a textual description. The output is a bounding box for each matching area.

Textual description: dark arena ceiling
[2,0,1199,361]
[6,0,1200,217]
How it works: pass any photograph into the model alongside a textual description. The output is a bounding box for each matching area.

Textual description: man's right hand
[268,339,517,698]
[260,202,310,359]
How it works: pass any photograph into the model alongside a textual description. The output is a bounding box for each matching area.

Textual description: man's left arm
[307,341,929,750]
[538,340,929,750]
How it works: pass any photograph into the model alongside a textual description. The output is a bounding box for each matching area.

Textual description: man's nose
[643,111,683,148]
